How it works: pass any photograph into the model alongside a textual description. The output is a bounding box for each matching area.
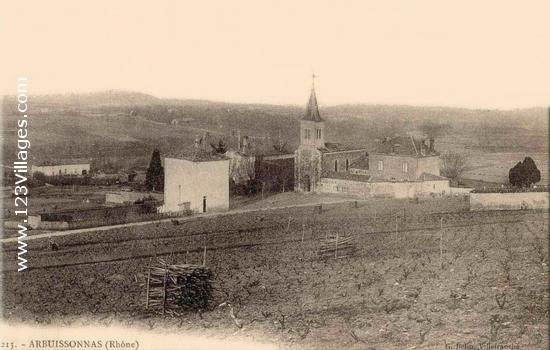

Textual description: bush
[509,157,541,188]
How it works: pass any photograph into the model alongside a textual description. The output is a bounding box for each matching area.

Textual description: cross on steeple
[304,74,323,122]
[311,73,318,87]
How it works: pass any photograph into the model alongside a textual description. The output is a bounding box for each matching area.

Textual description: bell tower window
[315,129,322,140]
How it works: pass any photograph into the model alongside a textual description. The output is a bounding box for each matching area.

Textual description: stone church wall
[321,150,366,173]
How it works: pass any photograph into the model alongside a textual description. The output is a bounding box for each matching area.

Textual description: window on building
[402,162,408,173]
[337,185,348,192]
[316,129,322,139]
[378,160,384,171]
[346,159,350,171]
[334,160,338,172]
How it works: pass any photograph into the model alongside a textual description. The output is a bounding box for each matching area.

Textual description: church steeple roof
[303,76,324,122]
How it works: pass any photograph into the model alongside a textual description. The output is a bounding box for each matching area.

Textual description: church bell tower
[295,74,325,193]
[300,76,325,149]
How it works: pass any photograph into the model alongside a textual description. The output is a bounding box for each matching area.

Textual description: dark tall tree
[145,149,164,191]
[509,157,541,188]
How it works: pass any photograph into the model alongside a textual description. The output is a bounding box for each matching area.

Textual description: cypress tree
[146,149,164,191]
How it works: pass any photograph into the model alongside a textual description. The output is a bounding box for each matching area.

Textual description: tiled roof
[320,142,366,153]
[322,171,372,182]
[349,155,370,170]
[165,148,227,162]
[370,136,439,157]
[36,159,90,166]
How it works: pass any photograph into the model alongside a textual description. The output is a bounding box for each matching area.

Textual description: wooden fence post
[203,246,207,267]
[335,232,339,259]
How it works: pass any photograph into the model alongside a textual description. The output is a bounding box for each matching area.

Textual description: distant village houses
[31,161,90,177]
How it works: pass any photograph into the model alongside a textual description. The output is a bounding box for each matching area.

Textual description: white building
[31,162,90,176]
[161,144,230,214]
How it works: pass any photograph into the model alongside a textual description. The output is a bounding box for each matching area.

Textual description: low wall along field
[470,192,549,211]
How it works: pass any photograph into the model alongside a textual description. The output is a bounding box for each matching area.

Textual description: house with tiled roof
[295,78,449,198]
[31,160,90,177]
[363,135,441,182]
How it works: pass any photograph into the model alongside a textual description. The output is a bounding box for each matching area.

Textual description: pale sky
[1,0,548,109]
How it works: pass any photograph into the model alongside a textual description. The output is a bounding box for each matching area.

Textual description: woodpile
[318,235,356,259]
[145,258,213,315]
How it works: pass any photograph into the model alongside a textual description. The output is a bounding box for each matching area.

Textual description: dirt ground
[1,201,548,349]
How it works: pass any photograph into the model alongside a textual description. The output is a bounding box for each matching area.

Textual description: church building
[295,81,450,198]
[294,83,368,193]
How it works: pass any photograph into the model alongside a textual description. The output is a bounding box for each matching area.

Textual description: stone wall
[322,150,366,173]
[294,146,322,192]
[416,157,440,177]
[164,157,230,213]
[367,154,419,181]
[106,191,163,205]
[320,177,450,199]
[470,192,549,211]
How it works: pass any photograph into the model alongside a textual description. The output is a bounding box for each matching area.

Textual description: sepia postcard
[0,1,548,349]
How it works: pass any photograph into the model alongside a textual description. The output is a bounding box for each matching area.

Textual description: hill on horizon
[3,89,547,112]
[2,90,547,183]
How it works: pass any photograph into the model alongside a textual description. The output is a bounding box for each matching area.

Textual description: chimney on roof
[429,138,435,153]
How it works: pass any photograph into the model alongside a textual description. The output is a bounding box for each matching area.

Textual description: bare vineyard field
[1,203,548,349]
